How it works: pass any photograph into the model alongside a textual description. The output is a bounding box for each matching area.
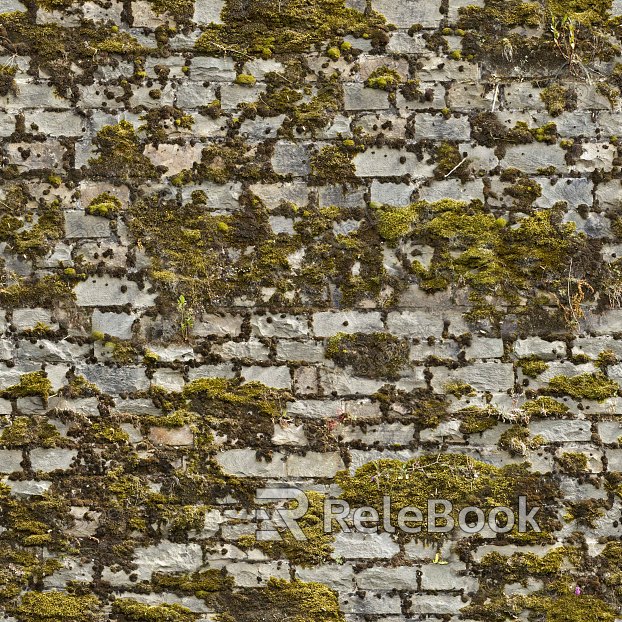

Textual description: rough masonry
[1,0,622,620]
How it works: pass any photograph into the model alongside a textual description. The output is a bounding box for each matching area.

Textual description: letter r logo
[255,487,309,542]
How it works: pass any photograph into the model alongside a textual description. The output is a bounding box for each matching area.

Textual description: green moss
[147,0,195,21]
[325,332,409,379]
[478,547,566,583]
[14,591,100,622]
[596,349,618,370]
[531,594,616,622]
[521,395,569,417]
[402,199,590,321]
[547,372,619,401]
[88,121,159,182]
[433,142,469,180]
[60,375,100,399]
[0,188,64,261]
[564,499,608,527]
[371,202,418,244]
[85,192,122,219]
[557,451,589,474]
[459,0,617,72]
[0,275,75,309]
[107,340,139,364]
[326,46,340,60]
[372,387,450,428]
[460,0,543,30]
[235,73,257,86]
[140,106,195,143]
[504,176,543,210]
[20,322,56,339]
[90,421,130,444]
[444,381,476,398]
[183,378,289,419]
[0,13,144,98]
[498,425,545,456]
[0,544,61,605]
[518,357,550,378]
[541,84,578,116]
[195,0,387,59]
[1,372,52,403]
[458,405,499,434]
[0,416,59,448]
[364,66,401,91]
[153,570,234,599]
[127,193,232,304]
[112,598,198,622]
[215,578,344,622]
[310,145,356,183]
[336,453,560,541]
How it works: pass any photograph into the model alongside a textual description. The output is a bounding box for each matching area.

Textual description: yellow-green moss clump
[214,578,344,622]
[541,83,578,116]
[1,372,52,403]
[127,193,232,305]
[235,73,257,86]
[183,377,290,419]
[0,187,64,261]
[0,416,60,448]
[257,73,344,138]
[458,406,499,434]
[477,547,566,584]
[147,0,195,22]
[0,274,75,309]
[325,332,409,379]
[521,395,569,417]
[498,425,545,456]
[444,381,476,398]
[364,66,402,91]
[372,203,418,244]
[557,451,589,474]
[85,192,122,219]
[195,0,387,59]
[525,593,616,622]
[547,372,619,401]
[88,121,160,182]
[518,357,549,378]
[152,569,234,600]
[13,591,100,622]
[0,543,61,606]
[111,598,198,622]
[385,199,596,322]
[310,145,356,183]
[336,453,561,541]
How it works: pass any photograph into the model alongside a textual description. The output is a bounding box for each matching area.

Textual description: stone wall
[2,0,622,620]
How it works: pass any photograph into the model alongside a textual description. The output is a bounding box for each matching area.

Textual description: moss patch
[112,598,198,622]
[546,372,619,401]
[214,578,344,622]
[1,372,52,403]
[13,591,100,622]
[336,453,561,541]
[195,0,387,59]
[518,357,549,378]
[325,332,409,379]
[88,121,160,182]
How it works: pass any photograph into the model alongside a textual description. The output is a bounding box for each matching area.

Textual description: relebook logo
[254,488,541,540]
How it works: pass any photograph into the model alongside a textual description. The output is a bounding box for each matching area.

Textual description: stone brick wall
[2,0,622,620]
